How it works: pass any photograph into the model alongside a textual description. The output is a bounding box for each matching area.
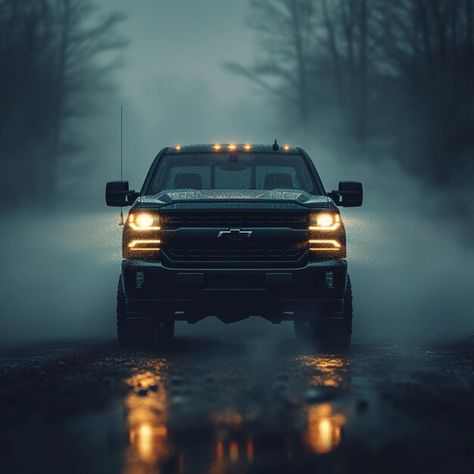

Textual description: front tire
[294,275,353,350]
[116,275,175,349]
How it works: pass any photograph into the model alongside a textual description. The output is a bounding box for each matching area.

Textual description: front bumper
[122,259,347,322]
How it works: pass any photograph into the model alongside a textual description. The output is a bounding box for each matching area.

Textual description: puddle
[119,353,354,473]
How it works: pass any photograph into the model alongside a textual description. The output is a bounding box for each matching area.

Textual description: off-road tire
[294,275,353,350]
[116,275,175,349]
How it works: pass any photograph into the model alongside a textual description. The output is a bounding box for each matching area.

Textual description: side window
[214,167,252,189]
[256,166,298,189]
[152,165,210,192]
[295,166,314,191]
[168,166,210,189]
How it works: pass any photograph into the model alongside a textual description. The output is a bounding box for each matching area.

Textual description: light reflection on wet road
[121,348,352,474]
[1,336,473,474]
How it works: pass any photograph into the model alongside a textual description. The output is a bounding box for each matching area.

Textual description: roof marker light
[175,145,182,151]
[283,144,290,151]
[228,144,237,151]
[213,144,222,151]
[244,144,252,151]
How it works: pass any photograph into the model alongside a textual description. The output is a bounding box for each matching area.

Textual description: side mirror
[328,181,363,207]
[105,181,138,207]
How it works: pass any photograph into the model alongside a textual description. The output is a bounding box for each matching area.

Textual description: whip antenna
[119,106,124,226]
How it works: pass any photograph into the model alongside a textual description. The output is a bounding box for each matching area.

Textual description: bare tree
[0,0,127,205]
[314,0,372,140]
[371,0,474,183]
[226,0,317,126]
[228,0,373,138]
[49,0,127,201]
[232,0,474,185]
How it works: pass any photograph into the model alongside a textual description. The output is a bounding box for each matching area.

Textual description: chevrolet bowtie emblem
[217,228,253,240]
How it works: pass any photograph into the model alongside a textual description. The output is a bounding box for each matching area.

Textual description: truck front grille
[164,213,307,229]
[163,247,305,262]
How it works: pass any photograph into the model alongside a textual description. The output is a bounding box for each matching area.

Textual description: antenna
[273,139,279,151]
[119,106,124,226]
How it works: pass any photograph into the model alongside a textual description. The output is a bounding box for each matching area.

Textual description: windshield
[147,153,319,194]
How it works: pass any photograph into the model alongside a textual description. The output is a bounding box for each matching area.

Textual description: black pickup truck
[106,144,362,349]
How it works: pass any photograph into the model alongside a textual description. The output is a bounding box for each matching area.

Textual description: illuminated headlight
[128,213,161,231]
[309,213,341,231]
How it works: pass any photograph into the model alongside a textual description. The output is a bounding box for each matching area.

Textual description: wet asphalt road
[1,335,473,474]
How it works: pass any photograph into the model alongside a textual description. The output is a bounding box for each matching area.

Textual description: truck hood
[135,189,334,210]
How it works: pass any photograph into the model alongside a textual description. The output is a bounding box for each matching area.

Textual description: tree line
[229,0,474,185]
[0,0,126,205]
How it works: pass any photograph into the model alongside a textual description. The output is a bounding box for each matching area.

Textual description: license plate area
[205,273,265,289]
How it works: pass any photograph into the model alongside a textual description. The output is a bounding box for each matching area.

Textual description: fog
[2,159,472,343]
[94,0,271,195]
[1,0,473,344]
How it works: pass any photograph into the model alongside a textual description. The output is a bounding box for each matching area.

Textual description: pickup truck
[106,143,363,349]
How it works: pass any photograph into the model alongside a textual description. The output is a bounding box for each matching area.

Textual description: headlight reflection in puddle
[123,370,173,471]
[296,355,350,455]
[297,355,350,388]
[304,403,346,455]
[210,409,255,473]
[122,358,350,473]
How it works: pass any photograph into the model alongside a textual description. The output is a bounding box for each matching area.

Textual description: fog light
[136,271,144,288]
[309,239,341,251]
[325,271,334,289]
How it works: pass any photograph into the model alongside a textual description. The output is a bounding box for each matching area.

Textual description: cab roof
[166,144,301,154]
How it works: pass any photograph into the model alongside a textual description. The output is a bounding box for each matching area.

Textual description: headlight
[128,212,161,231]
[309,213,341,231]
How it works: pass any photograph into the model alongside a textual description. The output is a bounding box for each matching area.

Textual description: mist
[1,0,473,344]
